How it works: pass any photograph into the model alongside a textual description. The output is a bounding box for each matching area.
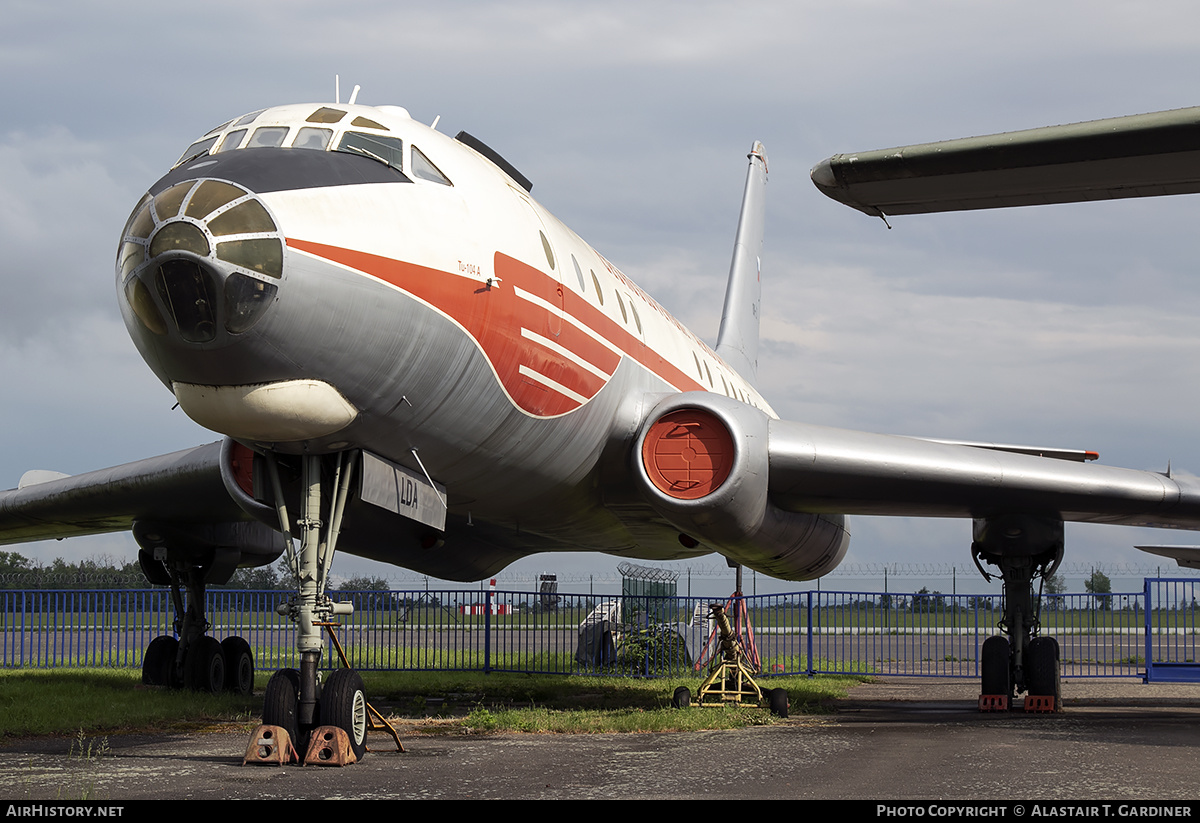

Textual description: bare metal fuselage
[116,103,772,579]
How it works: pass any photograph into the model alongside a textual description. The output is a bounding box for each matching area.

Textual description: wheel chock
[978,694,1009,712]
[242,725,298,766]
[304,725,358,766]
[1024,695,1057,713]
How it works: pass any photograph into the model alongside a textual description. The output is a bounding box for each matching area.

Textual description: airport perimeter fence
[2,581,1199,680]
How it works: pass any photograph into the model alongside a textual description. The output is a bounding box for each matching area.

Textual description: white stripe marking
[512,285,624,358]
[518,366,589,404]
[520,328,612,380]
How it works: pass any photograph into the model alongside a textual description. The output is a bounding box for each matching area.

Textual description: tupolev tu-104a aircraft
[5,97,1200,757]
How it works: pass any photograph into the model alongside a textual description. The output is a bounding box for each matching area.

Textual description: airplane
[4,97,1200,759]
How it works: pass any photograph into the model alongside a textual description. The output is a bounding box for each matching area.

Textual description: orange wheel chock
[978,694,1009,712]
[242,725,298,766]
[1024,695,1057,713]
[304,725,358,766]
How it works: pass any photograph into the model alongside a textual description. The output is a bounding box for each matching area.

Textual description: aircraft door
[514,191,564,338]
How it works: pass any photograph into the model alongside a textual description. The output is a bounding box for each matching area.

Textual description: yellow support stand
[681,603,788,716]
[696,603,764,707]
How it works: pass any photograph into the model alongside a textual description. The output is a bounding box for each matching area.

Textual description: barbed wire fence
[1,562,1195,592]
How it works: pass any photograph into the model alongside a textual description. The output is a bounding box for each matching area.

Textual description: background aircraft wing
[0,441,252,544]
[1135,544,1200,569]
[767,418,1200,529]
[810,106,1200,216]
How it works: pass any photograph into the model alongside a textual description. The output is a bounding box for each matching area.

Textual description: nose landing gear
[254,451,402,763]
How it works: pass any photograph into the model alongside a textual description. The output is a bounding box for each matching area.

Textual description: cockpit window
[336,132,403,170]
[204,119,234,137]
[410,146,451,185]
[351,116,388,130]
[307,107,347,124]
[172,109,413,169]
[216,129,247,153]
[173,136,219,168]
[294,127,332,150]
[233,110,265,128]
[247,127,289,149]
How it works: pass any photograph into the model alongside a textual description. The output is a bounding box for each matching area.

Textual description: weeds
[464,706,499,732]
[63,729,110,801]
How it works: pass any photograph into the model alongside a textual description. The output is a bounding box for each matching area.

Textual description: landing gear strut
[971,514,1063,710]
[261,451,364,757]
[135,540,255,696]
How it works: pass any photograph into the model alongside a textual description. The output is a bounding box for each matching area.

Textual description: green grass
[361,669,861,733]
[0,667,866,738]
[0,669,262,737]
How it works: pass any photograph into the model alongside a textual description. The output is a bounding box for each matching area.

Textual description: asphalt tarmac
[3,677,1199,801]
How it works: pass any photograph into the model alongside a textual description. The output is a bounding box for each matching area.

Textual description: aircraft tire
[142,635,178,687]
[768,687,789,718]
[981,635,1011,697]
[184,636,225,694]
[221,636,255,696]
[671,686,691,708]
[1027,636,1061,704]
[263,668,301,748]
[322,668,368,760]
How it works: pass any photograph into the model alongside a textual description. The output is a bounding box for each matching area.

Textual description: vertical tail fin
[715,142,768,388]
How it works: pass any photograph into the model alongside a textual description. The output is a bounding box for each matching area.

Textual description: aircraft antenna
[335,74,340,104]
[430,115,441,130]
[349,85,361,105]
[410,449,447,509]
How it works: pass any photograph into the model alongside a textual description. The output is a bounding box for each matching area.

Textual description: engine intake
[633,392,849,581]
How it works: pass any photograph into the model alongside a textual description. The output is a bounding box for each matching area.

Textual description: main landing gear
[972,514,1063,711]
[259,452,368,760]
[136,543,255,696]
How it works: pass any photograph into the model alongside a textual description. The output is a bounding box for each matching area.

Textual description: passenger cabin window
[572,256,586,292]
[539,232,555,270]
[336,132,403,171]
[410,146,451,185]
[590,271,604,305]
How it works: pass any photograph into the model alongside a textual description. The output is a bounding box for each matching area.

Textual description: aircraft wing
[767,418,1200,529]
[810,106,1200,216]
[0,441,252,544]
[1135,544,1200,569]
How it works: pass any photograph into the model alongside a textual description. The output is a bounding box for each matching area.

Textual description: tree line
[0,551,390,592]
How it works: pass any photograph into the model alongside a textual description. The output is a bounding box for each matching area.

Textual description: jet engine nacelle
[633,392,849,580]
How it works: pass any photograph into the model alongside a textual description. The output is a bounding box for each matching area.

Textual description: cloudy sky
[4,0,1200,593]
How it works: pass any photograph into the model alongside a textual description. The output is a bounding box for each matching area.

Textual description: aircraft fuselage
[115,102,776,577]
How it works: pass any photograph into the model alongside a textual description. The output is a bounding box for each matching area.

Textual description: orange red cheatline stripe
[286,239,707,416]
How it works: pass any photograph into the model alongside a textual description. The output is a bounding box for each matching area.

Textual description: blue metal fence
[1143,578,1200,682]
[0,585,1170,679]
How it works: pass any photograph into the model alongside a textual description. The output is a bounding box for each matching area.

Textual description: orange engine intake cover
[641,408,735,500]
